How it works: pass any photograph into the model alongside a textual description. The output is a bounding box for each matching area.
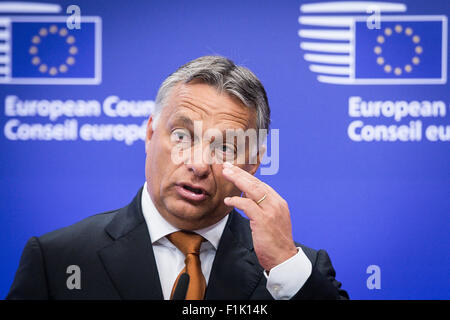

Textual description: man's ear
[145,116,154,153]
[246,144,266,176]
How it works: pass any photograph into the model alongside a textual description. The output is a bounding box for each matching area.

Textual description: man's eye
[222,145,233,153]
[176,133,187,141]
[171,129,191,144]
[215,144,236,156]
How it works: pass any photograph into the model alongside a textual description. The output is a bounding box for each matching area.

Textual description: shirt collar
[141,181,228,250]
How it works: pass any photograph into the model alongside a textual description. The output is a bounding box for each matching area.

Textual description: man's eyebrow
[171,115,194,128]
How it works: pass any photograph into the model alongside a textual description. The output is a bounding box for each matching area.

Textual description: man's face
[145,82,260,230]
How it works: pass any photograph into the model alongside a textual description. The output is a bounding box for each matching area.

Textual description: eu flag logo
[354,18,446,83]
[0,16,101,85]
[298,0,448,85]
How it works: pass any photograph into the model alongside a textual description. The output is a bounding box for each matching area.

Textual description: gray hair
[152,55,270,133]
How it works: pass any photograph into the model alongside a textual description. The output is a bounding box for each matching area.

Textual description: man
[7,56,348,300]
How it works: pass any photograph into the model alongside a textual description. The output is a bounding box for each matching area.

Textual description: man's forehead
[164,83,257,129]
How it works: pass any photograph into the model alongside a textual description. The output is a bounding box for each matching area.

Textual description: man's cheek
[153,140,173,164]
[220,180,241,198]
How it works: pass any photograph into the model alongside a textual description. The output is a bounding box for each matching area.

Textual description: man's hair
[152,55,270,132]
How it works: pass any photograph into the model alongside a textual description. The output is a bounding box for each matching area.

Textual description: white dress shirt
[141,182,312,300]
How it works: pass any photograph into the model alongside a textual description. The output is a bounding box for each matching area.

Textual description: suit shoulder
[38,209,119,251]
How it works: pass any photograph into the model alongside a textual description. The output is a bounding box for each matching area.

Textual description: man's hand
[222,162,298,272]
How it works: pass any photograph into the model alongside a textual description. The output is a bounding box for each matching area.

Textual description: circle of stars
[29,25,78,76]
[373,25,422,76]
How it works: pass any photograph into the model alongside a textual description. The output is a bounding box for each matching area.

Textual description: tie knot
[167,231,205,256]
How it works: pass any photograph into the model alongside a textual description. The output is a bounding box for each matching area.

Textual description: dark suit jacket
[6,187,349,300]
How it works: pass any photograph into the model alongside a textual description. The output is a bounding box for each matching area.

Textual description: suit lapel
[97,188,164,300]
[97,189,264,300]
[205,211,264,300]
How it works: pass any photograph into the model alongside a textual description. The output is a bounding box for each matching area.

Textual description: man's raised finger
[222,163,265,200]
[224,196,262,220]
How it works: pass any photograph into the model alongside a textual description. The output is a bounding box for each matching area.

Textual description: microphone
[172,273,190,300]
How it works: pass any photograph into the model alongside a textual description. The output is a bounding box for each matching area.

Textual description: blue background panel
[0,0,449,299]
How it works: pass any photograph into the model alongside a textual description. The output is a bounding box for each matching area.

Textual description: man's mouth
[175,183,210,202]
[183,185,205,195]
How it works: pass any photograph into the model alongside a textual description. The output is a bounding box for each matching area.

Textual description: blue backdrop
[1,0,449,299]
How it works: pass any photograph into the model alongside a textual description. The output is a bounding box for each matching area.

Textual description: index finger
[222,162,266,199]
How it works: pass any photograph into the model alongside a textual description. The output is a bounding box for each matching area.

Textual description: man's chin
[163,198,212,226]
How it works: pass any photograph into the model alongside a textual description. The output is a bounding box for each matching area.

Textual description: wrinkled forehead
[162,82,257,131]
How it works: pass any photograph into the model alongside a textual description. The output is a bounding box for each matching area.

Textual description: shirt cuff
[264,247,312,300]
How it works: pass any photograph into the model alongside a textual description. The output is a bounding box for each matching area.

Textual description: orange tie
[167,231,206,300]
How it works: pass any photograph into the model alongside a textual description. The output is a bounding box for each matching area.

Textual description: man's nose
[186,143,213,178]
